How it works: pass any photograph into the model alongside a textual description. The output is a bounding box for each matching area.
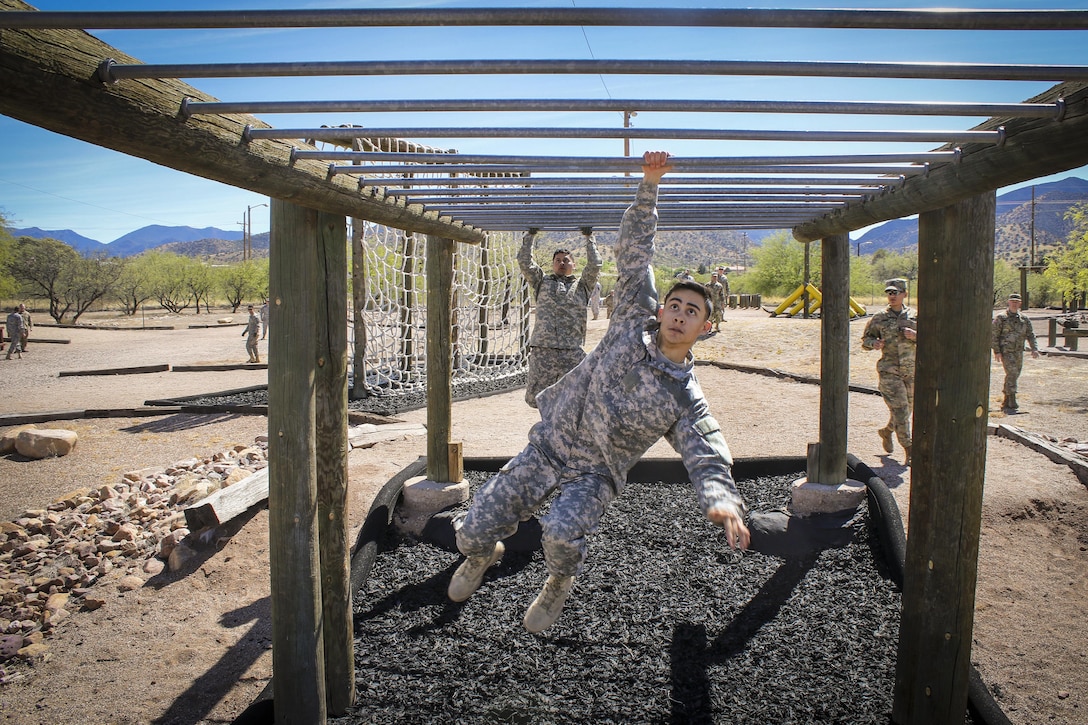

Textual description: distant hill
[854,176,1088,263]
[10,227,109,256]
[158,232,269,262]
[11,224,245,258]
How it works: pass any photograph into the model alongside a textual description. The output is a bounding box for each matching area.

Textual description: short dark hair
[552,248,572,260]
[664,280,713,319]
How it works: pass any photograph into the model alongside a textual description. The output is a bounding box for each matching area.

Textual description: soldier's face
[552,253,574,276]
[1008,299,1022,312]
[657,289,711,347]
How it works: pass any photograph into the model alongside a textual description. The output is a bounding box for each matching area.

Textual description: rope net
[349,222,529,407]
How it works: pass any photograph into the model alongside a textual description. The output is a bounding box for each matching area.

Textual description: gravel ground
[332,468,945,725]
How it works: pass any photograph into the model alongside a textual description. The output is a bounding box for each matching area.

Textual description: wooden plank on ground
[348,422,427,449]
[995,424,1088,486]
[172,363,268,371]
[58,364,170,377]
[183,468,269,530]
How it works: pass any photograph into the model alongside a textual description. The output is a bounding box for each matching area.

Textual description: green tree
[219,260,265,312]
[184,258,214,313]
[114,255,158,315]
[992,259,1020,306]
[145,251,193,313]
[1043,202,1088,308]
[9,236,80,321]
[0,211,17,299]
[738,232,818,297]
[63,256,124,323]
[869,248,919,291]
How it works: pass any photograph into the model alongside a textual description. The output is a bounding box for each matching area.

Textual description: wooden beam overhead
[0,3,486,244]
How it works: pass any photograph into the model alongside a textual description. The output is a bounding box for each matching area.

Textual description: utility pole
[246,203,269,261]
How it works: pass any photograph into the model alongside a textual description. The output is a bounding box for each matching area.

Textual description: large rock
[15,429,78,459]
[0,424,37,455]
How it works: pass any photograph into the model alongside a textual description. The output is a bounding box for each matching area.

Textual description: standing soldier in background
[18,303,32,352]
[861,278,917,465]
[518,226,602,408]
[242,305,261,364]
[259,299,269,340]
[5,307,26,360]
[708,272,726,333]
[991,292,1039,413]
[589,280,602,321]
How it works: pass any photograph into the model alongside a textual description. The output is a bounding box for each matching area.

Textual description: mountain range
[11,176,1087,266]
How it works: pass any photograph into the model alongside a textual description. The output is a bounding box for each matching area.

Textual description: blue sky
[2,0,1087,243]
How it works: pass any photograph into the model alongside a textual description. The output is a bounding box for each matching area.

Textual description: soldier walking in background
[991,292,1039,413]
[518,225,602,408]
[259,299,269,340]
[242,305,261,363]
[18,303,32,351]
[5,307,26,360]
[708,272,726,333]
[861,278,917,465]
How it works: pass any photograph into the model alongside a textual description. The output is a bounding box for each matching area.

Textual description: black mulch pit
[177,372,526,416]
[324,469,981,725]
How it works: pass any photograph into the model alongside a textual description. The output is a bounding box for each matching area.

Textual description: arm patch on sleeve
[694,415,732,465]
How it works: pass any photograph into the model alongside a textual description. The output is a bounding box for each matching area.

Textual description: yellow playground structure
[768,283,867,318]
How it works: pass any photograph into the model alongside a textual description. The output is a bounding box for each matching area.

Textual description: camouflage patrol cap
[884,278,907,293]
[1008,293,1022,301]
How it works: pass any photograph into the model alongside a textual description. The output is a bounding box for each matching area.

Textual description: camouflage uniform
[243,310,261,362]
[709,279,725,330]
[991,308,1038,405]
[456,178,746,579]
[518,231,602,407]
[5,310,26,359]
[861,304,917,450]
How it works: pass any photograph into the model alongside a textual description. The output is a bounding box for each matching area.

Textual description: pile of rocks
[0,437,268,680]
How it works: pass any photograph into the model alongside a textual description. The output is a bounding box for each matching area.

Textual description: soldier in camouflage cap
[861,278,917,465]
[518,220,602,407]
[991,293,1039,412]
[448,152,750,634]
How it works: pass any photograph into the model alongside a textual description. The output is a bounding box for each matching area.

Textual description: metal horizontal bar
[305,151,953,166]
[396,191,866,202]
[341,164,929,177]
[423,202,846,213]
[9,8,1088,30]
[252,126,1002,144]
[182,98,1063,119]
[100,59,1088,83]
[359,176,902,189]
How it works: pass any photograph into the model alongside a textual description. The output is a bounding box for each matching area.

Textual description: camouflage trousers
[878,371,914,449]
[1000,351,1024,397]
[454,443,615,578]
[524,346,585,407]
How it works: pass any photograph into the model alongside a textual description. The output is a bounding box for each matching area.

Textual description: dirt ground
[0,305,1085,724]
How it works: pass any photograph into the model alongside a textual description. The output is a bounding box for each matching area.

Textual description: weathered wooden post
[814,233,850,485]
[893,191,995,724]
[426,234,455,483]
[268,200,326,723]
[314,211,354,713]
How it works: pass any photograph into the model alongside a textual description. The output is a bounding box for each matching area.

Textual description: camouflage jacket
[991,311,1038,355]
[5,311,25,338]
[861,305,917,377]
[531,179,745,518]
[518,232,602,349]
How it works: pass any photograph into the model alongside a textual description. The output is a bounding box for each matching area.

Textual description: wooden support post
[426,234,455,483]
[802,241,812,319]
[268,200,326,723]
[893,192,995,725]
[314,211,354,714]
[815,233,850,485]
